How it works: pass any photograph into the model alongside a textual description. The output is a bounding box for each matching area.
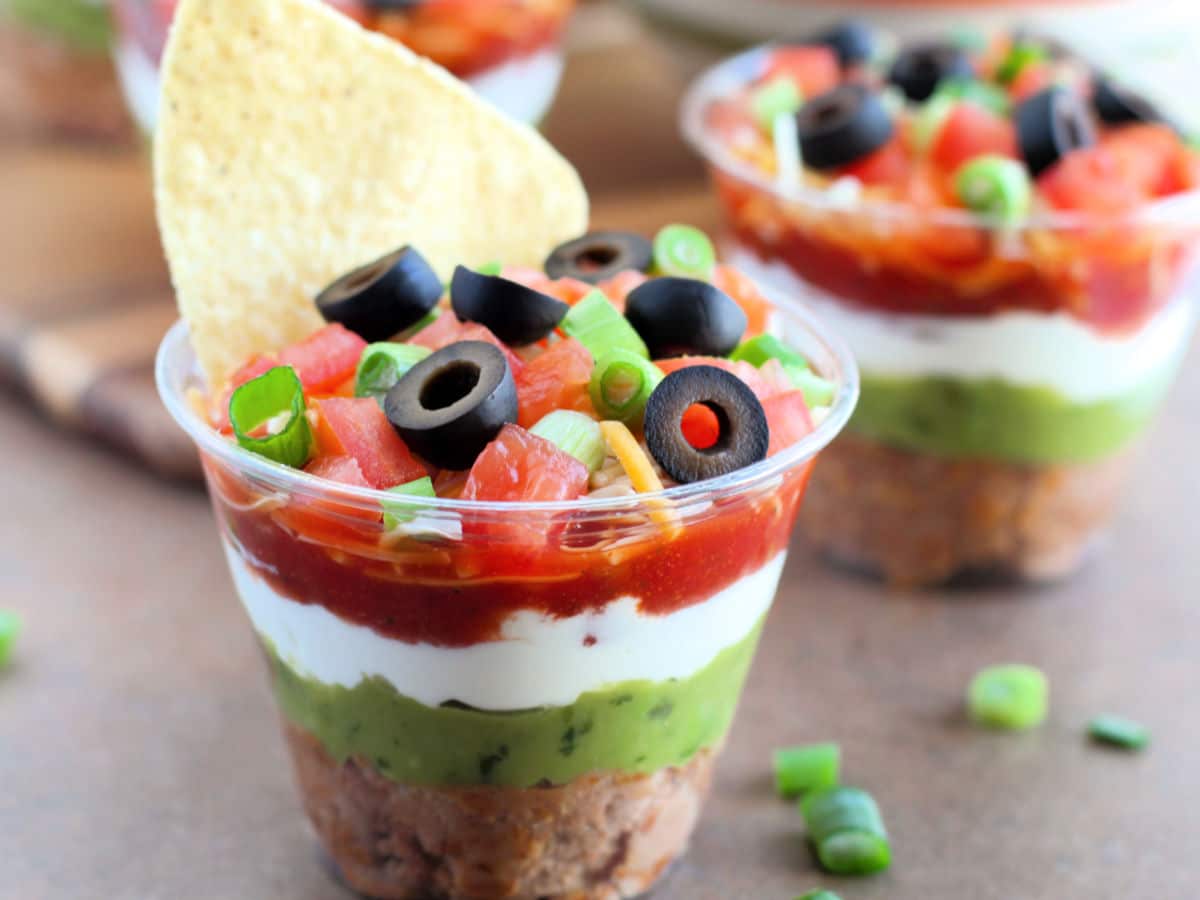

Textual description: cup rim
[155,298,860,515]
[679,42,1200,233]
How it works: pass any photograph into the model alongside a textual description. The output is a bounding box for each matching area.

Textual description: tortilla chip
[154,0,588,384]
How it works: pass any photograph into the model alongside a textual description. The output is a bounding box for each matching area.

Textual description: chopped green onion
[477,260,503,276]
[774,743,840,798]
[751,76,804,132]
[791,367,836,408]
[955,155,1033,225]
[589,349,664,424]
[382,476,437,529]
[911,93,956,153]
[355,342,431,405]
[996,42,1047,85]
[530,410,606,473]
[652,224,717,280]
[398,307,441,341]
[229,366,313,468]
[0,610,21,669]
[934,76,1010,116]
[561,290,649,360]
[968,664,1049,731]
[1088,715,1150,752]
[801,786,891,876]
[731,334,807,369]
[796,892,842,900]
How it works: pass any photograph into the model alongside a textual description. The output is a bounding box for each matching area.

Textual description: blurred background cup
[110,0,578,133]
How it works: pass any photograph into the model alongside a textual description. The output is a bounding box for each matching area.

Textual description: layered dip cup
[155,299,857,898]
[112,0,575,132]
[0,0,132,142]
[682,37,1200,585]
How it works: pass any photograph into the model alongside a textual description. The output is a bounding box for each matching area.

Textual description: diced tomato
[408,312,524,376]
[277,324,368,395]
[839,136,913,186]
[515,337,595,428]
[1101,124,1200,197]
[929,103,1017,173]
[598,270,649,313]
[1009,62,1053,103]
[463,424,589,504]
[212,353,278,432]
[681,404,720,450]
[655,356,782,402]
[713,265,772,335]
[305,455,370,487]
[312,397,427,488]
[1038,146,1147,214]
[762,46,840,98]
[761,391,814,456]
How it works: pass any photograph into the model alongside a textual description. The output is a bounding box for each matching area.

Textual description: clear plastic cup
[155,300,857,899]
[682,44,1200,586]
[0,0,132,143]
[111,0,575,132]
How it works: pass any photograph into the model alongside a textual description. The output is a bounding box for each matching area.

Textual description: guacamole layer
[266,620,762,789]
[4,0,112,54]
[850,368,1176,463]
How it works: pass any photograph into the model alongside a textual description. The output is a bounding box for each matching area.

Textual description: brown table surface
[4,6,1200,899]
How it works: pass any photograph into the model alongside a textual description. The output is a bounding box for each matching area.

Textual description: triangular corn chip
[155,0,588,383]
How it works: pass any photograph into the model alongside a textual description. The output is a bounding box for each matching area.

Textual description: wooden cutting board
[0,4,719,482]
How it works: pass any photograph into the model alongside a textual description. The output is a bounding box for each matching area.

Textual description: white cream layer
[116,43,564,133]
[224,539,783,711]
[729,247,1196,404]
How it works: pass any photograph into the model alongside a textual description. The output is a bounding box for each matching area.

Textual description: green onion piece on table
[355,342,431,405]
[955,155,1033,225]
[382,476,437,529]
[1088,715,1150,751]
[774,743,841,798]
[968,664,1049,731]
[801,786,891,876]
[589,349,664,424]
[996,42,1047,85]
[561,290,649,360]
[751,76,804,132]
[229,366,313,468]
[530,410,607,473]
[652,224,717,280]
[796,892,842,900]
[0,610,21,669]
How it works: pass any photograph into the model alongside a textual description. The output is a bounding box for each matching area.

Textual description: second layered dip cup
[156,302,857,899]
[112,0,575,131]
[683,43,1200,586]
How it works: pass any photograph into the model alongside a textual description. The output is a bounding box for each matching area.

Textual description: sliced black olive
[887,43,974,102]
[316,245,442,342]
[1015,86,1096,176]
[644,366,769,484]
[795,83,894,171]
[624,277,747,359]
[808,18,875,68]
[450,265,568,346]
[384,341,517,470]
[544,231,654,284]
[1092,77,1164,126]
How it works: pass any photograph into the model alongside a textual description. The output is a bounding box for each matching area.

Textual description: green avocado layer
[4,0,112,54]
[266,620,763,788]
[849,367,1177,463]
